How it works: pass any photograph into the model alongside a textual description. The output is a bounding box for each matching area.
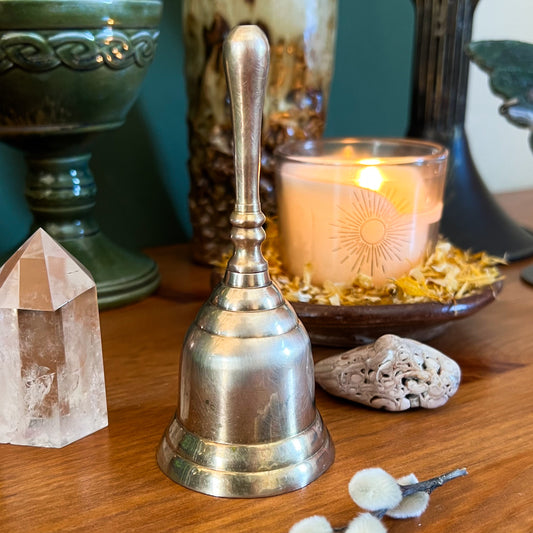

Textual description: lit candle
[275,139,448,287]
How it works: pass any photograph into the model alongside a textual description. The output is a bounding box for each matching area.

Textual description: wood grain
[1,190,532,532]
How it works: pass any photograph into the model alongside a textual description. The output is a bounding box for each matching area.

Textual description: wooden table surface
[2,191,533,533]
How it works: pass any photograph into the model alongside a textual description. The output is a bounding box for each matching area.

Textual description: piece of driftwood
[314,334,461,411]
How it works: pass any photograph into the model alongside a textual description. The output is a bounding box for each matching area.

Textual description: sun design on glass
[332,188,411,276]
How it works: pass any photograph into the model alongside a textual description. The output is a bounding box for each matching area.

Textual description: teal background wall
[0,0,413,257]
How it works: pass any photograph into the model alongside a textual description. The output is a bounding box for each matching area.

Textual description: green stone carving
[467,40,533,148]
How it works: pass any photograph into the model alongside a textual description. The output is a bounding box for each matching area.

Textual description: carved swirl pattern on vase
[0,29,159,73]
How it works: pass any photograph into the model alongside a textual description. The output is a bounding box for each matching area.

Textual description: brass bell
[157,24,334,498]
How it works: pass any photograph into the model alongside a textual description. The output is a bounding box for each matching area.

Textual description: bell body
[180,285,314,444]
[157,282,334,497]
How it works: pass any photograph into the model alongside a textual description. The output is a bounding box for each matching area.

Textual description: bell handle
[223,25,270,286]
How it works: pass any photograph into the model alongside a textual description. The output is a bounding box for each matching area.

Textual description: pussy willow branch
[332,468,468,530]
[400,468,467,497]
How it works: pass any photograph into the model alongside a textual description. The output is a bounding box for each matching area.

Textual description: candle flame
[356,166,384,192]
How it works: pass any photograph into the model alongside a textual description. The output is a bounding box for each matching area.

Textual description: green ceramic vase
[0,0,163,308]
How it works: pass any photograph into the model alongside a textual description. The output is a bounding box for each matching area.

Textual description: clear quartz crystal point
[0,228,108,448]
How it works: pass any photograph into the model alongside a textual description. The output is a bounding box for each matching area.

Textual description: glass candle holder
[275,138,448,287]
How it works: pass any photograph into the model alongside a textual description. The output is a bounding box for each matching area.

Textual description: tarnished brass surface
[157,25,334,498]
